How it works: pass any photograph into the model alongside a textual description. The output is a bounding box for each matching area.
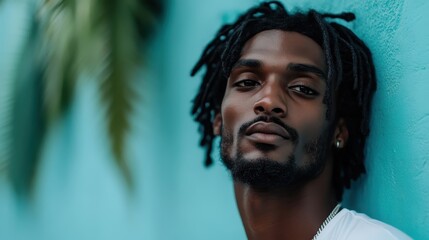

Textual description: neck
[233,160,337,240]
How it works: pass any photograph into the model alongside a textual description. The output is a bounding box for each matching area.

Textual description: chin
[221,154,298,190]
[221,146,327,190]
[239,151,288,164]
[238,141,295,164]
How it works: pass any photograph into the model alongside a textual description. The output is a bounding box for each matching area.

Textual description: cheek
[221,97,249,133]
[295,105,327,142]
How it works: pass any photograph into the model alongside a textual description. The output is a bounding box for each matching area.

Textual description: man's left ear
[333,118,349,149]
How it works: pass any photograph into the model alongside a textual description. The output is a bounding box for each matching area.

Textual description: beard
[220,117,334,190]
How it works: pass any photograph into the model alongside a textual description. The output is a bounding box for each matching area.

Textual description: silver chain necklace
[312,203,342,240]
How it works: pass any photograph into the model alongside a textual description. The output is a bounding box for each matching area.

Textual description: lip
[245,121,290,143]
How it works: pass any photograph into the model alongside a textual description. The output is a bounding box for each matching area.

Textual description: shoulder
[318,208,412,240]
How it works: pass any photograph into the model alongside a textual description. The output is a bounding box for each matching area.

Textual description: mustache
[238,116,298,143]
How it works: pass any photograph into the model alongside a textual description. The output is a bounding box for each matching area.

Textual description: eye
[289,85,320,96]
[234,79,260,88]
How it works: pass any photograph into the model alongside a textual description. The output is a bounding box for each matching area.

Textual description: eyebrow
[231,59,326,79]
[231,59,262,70]
[287,63,326,79]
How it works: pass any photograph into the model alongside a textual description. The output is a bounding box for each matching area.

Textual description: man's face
[215,30,336,189]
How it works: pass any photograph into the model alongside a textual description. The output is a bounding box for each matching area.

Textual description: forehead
[240,30,326,71]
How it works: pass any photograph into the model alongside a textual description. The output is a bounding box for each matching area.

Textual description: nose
[253,81,287,118]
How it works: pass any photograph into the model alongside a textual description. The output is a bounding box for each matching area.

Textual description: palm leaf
[39,0,77,123]
[6,7,46,198]
[1,0,163,196]
[98,0,161,188]
[40,0,163,189]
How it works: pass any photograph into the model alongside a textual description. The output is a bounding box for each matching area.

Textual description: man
[191,1,411,239]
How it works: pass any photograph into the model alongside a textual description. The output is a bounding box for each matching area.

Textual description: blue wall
[1,0,428,239]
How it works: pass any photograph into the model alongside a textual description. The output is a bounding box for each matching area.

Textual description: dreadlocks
[191,1,376,200]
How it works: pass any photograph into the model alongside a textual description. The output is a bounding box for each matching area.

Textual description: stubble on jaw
[219,121,334,191]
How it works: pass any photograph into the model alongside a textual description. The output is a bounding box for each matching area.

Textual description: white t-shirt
[317,208,412,239]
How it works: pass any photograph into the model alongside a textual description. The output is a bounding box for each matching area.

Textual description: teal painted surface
[341,1,429,239]
[0,0,428,239]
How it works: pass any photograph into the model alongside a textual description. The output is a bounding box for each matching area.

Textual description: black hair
[191,1,376,200]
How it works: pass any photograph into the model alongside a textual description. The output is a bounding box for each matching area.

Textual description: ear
[213,113,222,136]
[332,118,349,149]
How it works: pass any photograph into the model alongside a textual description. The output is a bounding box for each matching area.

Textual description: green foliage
[1,0,163,197]
[0,2,46,198]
